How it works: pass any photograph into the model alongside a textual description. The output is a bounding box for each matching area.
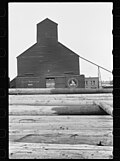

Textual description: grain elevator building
[10,18,85,88]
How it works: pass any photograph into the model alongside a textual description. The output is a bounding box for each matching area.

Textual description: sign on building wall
[67,78,78,88]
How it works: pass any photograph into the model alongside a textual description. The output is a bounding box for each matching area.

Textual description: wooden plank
[9,94,112,99]
[9,88,113,95]
[9,128,112,138]
[9,105,108,115]
[94,102,113,116]
[9,142,113,150]
[10,121,113,131]
[9,129,113,146]
[9,88,51,94]
[51,88,113,94]
[9,94,113,106]
[9,116,113,132]
[9,115,113,123]
[9,100,113,106]
[9,142,113,159]
[9,116,113,145]
[9,93,113,98]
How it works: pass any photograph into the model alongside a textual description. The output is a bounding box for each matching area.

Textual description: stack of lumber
[9,92,113,159]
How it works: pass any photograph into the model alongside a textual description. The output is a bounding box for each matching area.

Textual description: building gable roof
[58,42,79,57]
[16,43,37,58]
[17,42,79,59]
[37,18,58,26]
[17,18,79,59]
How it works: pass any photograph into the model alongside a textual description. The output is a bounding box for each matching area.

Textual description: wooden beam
[9,88,113,95]
[9,116,113,146]
[9,142,113,159]
[9,128,113,146]
[9,93,113,97]
[9,115,113,123]
[9,94,112,106]
[94,102,113,116]
[9,105,108,115]
[9,94,113,100]
[10,120,113,131]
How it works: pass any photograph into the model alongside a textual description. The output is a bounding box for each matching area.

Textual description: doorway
[46,78,55,88]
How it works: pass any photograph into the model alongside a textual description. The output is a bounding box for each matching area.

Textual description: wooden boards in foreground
[9,94,112,115]
[9,88,113,95]
[94,102,113,116]
[9,94,113,159]
[9,142,113,159]
[9,116,113,146]
[9,115,113,159]
[9,105,108,115]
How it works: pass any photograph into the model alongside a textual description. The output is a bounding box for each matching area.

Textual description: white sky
[9,2,113,81]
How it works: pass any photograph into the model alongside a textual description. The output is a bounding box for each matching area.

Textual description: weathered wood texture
[9,116,113,146]
[9,142,113,159]
[9,105,108,115]
[9,94,112,115]
[9,94,112,105]
[94,102,113,116]
[9,88,113,95]
[9,94,113,159]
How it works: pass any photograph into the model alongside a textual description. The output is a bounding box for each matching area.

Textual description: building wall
[85,77,99,89]
[10,77,16,88]
[37,18,58,46]
[55,76,66,88]
[16,75,85,88]
[17,19,80,78]
[17,43,79,77]
[16,77,45,88]
[65,75,85,88]
[11,18,82,88]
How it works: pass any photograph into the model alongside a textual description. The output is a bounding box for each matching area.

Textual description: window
[91,81,92,85]
[90,80,95,86]
[93,80,95,85]
[86,81,88,85]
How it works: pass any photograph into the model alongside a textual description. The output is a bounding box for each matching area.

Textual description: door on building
[46,78,55,88]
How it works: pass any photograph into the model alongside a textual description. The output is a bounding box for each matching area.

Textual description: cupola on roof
[37,18,58,45]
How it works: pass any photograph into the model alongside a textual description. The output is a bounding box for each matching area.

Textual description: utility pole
[98,66,102,88]
[78,55,112,89]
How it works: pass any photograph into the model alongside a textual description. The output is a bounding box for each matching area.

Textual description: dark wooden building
[10,18,85,88]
